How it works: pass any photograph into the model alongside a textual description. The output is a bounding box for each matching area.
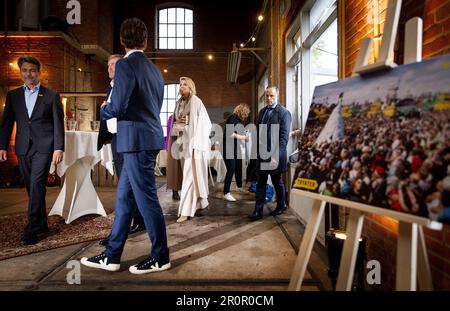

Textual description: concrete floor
[0,177,332,291]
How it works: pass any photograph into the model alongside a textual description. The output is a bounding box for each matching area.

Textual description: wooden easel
[288,0,441,291]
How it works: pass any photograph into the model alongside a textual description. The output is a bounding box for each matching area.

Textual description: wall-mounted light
[251,37,256,42]
[77,68,82,72]
[240,43,244,48]
[9,62,14,67]
[163,69,168,73]
[207,54,213,60]
[258,15,264,22]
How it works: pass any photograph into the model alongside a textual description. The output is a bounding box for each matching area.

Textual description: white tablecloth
[155,149,168,176]
[49,131,114,224]
[208,150,227,184]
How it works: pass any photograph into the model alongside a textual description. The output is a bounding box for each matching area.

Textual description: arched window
[157,7,193,49]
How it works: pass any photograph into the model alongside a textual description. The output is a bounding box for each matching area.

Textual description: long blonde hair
[179,76,196,101]
[233,103,250,122]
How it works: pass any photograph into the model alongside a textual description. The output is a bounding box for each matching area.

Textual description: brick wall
[154,56,254,108]
[342,0,450,290]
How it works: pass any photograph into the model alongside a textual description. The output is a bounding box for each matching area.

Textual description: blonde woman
[169,77,212,222]
[223,103,250,201]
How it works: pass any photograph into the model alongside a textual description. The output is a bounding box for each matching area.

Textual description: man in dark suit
[0,56,64,245]
[97,54,145,247]
[81,18,170,274]
[249,86,292,221]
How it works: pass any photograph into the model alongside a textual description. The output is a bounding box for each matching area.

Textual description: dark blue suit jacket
[97,85,113,151]
[0,85,64,155]
[100,52,164,153]
[256,104,292,173]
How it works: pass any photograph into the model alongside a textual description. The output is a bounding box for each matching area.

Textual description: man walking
[81,18,170,273]
[249,86,292,221]
[0,56,64,245]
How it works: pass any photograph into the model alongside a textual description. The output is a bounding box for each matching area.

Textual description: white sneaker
[236,187,247,193]
[80,253,120,272]
[224,193,236,202]
[129,256,171,274]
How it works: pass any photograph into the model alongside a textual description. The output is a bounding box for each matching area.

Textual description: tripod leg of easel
[417,226,433,290]
[396,222,418,290]
[336,210,365,291]
[288,199,325,291]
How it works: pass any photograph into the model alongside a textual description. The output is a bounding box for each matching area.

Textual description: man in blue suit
[81,18,170,274]
[249,86,292,221]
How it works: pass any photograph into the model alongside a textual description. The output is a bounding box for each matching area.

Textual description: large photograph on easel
[292,54,450,224]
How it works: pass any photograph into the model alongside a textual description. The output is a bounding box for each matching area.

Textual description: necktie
[262,107,274,124]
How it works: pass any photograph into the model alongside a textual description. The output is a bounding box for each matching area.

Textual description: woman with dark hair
[222,103,250,201]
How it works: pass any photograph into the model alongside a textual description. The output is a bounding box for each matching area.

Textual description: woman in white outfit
[172,77,212,223]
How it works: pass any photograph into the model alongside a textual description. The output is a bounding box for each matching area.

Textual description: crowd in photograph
[292,108,450,223]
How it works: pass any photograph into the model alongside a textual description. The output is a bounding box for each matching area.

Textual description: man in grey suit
[0,56,64,245]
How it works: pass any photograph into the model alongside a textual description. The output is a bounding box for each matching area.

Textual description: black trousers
[111,135,143,224]
[223,157,242,194]
[254,170,286,214]
[18,140,52,236]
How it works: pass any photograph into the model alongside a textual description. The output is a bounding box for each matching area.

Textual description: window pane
[163,100,168,112]
[310,19,338,110]
[164,85,168,98]
[176,8,185,23]
[168,84,177,96]
[163,126,167,137]
[185,38,193,49]
[168,99,176,113]
[159,9,167,23]
[168,38,176,49]
[176,38,184,49]
[159,24,167,37]
[176,24,184,37]
[161,113,168,126]
[185,24,193,37]
[159,38,167,49]
[185,9,193,23]
[167,24,176,37]
[158,8,193,51]
[168,8,176,23]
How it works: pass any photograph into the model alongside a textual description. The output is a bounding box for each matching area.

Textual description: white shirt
[106,80,117,133]
[124,49,144,58]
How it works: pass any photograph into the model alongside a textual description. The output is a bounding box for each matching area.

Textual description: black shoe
[129,222,145,234]
[80,252,120,271]
[36,226,49,235]
[129,256,171,274]
[99,234,110,246]
[20,234,38,246]
[270,206,287,216]
[248,211,263,221]
[172,190,180,200]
